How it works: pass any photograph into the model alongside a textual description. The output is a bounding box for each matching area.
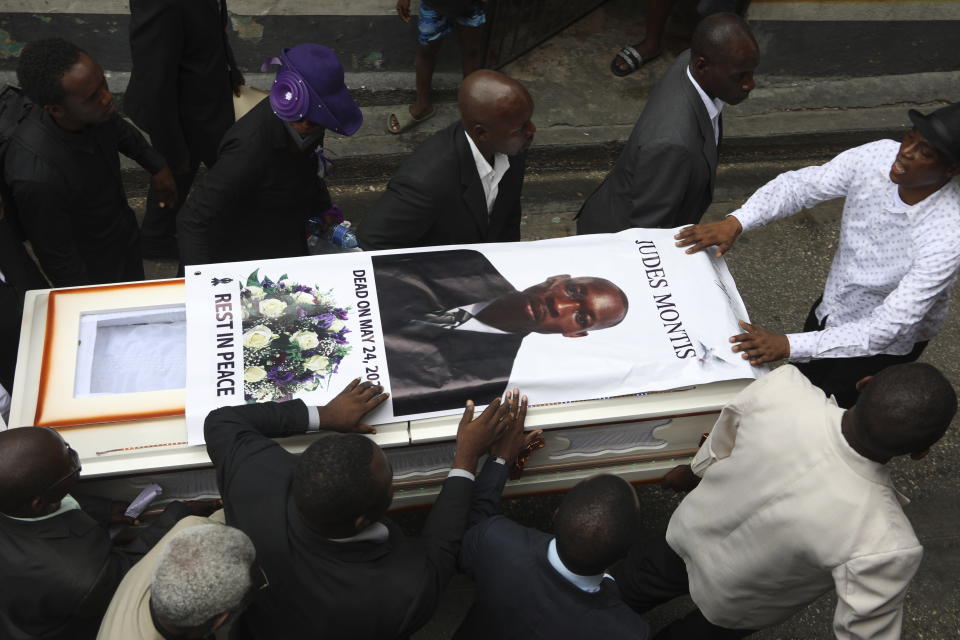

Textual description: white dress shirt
[667,365,922,636]
[449,301,508,335]
[686,67,723,144]
[731,140,960,361]
[464,131,510,214]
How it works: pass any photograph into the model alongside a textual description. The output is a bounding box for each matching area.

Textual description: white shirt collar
[449,301,509,334]
[328,521,390,544]
[686,66,724,143]
[2,494,81,522]
[546,538,607,593]
[464,131,511,213]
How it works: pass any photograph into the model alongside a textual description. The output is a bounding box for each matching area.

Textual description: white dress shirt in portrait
[465,131,510,214]
[686,66,724,144]
[730,139,960,361]
[667,366,922,636]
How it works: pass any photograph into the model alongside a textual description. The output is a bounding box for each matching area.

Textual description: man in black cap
[676,103,960,407]
[178,44,362,266]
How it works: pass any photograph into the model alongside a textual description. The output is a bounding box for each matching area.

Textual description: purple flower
[293,284,313,293]
[314,313,335,329]
[333,308,348,320]
[333,328,350,345]
[268,367,295,384]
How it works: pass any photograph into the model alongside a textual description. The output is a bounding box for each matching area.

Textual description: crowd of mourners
[1,1,959,639]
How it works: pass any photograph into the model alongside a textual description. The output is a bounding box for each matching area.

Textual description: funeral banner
[184,229,762,444]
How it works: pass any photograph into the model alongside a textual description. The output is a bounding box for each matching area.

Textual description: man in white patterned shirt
[675,103,960,407]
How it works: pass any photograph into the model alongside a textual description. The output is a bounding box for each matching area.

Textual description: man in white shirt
[676,103,960,407]
[612,362,956,639]
[358,70,535,250]
[577,13,758,234]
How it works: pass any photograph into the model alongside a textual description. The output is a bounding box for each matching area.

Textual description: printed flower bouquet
[240,270,352,402]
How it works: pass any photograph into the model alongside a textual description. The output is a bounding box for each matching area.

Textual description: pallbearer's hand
[674,215,742,257]
[452,395,513,474]
[151,167,178,210]
[730,320,789,365]
[317,378,389,434]
[489,388,543,465]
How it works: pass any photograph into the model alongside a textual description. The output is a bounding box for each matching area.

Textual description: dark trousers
[140,162,201,258]
[610,536,755,640]
[794,298,927,408]
[0,285,20,392]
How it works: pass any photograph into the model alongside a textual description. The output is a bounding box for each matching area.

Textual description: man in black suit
[0,427,190,640]
[126,0,243,259]
[178,44,362,266]
[372,249,629,416]
[204,378,522,639]
[358,70,536,249]
[577,14,758,233]
[5,38,176,287]
[457,469,650,639]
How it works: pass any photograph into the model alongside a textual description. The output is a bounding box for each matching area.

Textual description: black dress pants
[0,284,20,393]
[610,536,756,640]
[794,298,927,408]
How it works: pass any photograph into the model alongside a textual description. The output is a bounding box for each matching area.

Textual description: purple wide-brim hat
[262,44,363,136]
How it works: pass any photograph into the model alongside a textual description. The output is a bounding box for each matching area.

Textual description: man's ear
[43,103,65,120]
[910,448,930,461]
[855,375,874,392]
[562,331,587,338]
[209,611,231,632]
[354,514,371,533]
[471,123,489,142]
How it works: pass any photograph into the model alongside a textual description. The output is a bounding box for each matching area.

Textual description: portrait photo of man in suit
[372,249,629,416]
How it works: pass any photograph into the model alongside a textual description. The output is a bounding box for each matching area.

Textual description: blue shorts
[418,1,486,46]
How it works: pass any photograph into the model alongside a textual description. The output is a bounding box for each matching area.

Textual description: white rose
[303,355,330,372]
[328,319,346,332]
[254,387,275,402]
[290,330,320,350]
[242,325,275,349]
[243,366,267,383]
[259,298,287,318]
[246,285,265,301]
[292,291,315,305]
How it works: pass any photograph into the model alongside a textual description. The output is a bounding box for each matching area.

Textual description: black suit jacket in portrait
[204,400,479,640]
[125,0,238,166]
[372,249,525,416]
[456,463,651,640]
[0,496,188,640]
[577,50,719,233]
[177,99,331,266]
[358,122,526,250]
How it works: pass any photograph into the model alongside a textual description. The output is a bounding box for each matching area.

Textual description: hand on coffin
[660,465,701,492]
[674,215,742,257]
[317,378,390,434]
[151,167,179,210]
[452,396,513,474]
[730,320,790,365]
[110,500,137,525]
[230,67,246,98]
[183,498,224,517]
[489,389,545,472]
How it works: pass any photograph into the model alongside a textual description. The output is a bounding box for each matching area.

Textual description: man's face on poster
[479,275,628,337]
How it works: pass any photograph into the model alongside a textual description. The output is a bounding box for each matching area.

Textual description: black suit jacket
[577,51,719,233]
[125,0,238,166]
[372,250,525,416]
[0,212,47,391]
[358,122,526,250]
[178,99,331,266]
[456,463,651,640]
[204,399,478,640]
[0,496,188,640]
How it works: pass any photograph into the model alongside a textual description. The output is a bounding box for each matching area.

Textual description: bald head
[0,427,80,515]
[458,70,535,158]
[689,13,759,105]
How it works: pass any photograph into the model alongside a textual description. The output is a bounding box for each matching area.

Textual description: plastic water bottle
[307,218,358,254]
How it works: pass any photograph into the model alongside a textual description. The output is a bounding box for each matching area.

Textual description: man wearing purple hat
[676,103,960,407]
[177,44,362,266]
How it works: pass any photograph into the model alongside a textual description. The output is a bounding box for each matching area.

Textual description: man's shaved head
[0,427,80,515]
[458,70,535,157]
[689,13,759,106]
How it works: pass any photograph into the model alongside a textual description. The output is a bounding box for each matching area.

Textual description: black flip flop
[610,46,660,77]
